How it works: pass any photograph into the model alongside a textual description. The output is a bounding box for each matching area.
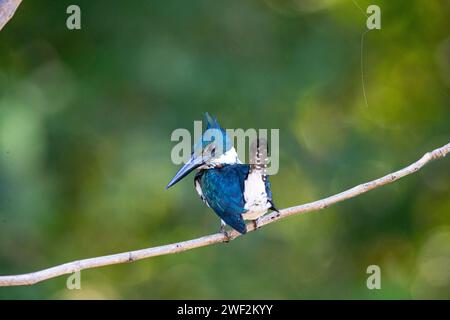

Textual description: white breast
[242,170,271,220]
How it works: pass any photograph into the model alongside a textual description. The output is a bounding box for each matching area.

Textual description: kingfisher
[166,113,278,237]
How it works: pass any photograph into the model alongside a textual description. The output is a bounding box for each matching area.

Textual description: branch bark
[0,0,22,31]
[0,142,449,287]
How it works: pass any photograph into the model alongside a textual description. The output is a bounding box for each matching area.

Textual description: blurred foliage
[0,0,449,299]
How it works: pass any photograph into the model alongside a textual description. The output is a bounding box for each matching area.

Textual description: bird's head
[166,113,237,189]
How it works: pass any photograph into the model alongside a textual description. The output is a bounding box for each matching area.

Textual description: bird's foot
[252,217,263,230]
[220,224,231,243]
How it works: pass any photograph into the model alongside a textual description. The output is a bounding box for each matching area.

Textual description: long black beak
[166,155,203,189]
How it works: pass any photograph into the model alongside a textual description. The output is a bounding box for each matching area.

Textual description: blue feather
[195,164,250,234]
[197,113,232,152]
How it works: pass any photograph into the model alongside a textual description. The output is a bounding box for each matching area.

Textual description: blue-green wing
[200,164,250,234]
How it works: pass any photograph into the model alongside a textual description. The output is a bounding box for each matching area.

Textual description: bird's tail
[249,138,269,180]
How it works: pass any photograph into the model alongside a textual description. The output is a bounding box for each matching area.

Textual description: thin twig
[0,142,449,287]
[0,0,22,31]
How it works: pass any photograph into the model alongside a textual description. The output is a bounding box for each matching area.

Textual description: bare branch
[0,0,22,31]
[0,142,449,287]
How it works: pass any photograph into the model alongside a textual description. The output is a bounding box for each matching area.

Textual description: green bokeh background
[0,0,449,299]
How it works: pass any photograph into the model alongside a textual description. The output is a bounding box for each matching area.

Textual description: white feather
[242,170,270,220]
[195,179,209,207]
[210,147,241,165]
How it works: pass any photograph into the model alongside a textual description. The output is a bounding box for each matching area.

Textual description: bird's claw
[220,225,231,242]
[253,217,262,230]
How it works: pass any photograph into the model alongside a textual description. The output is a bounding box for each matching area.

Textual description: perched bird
[166,113,277,236]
